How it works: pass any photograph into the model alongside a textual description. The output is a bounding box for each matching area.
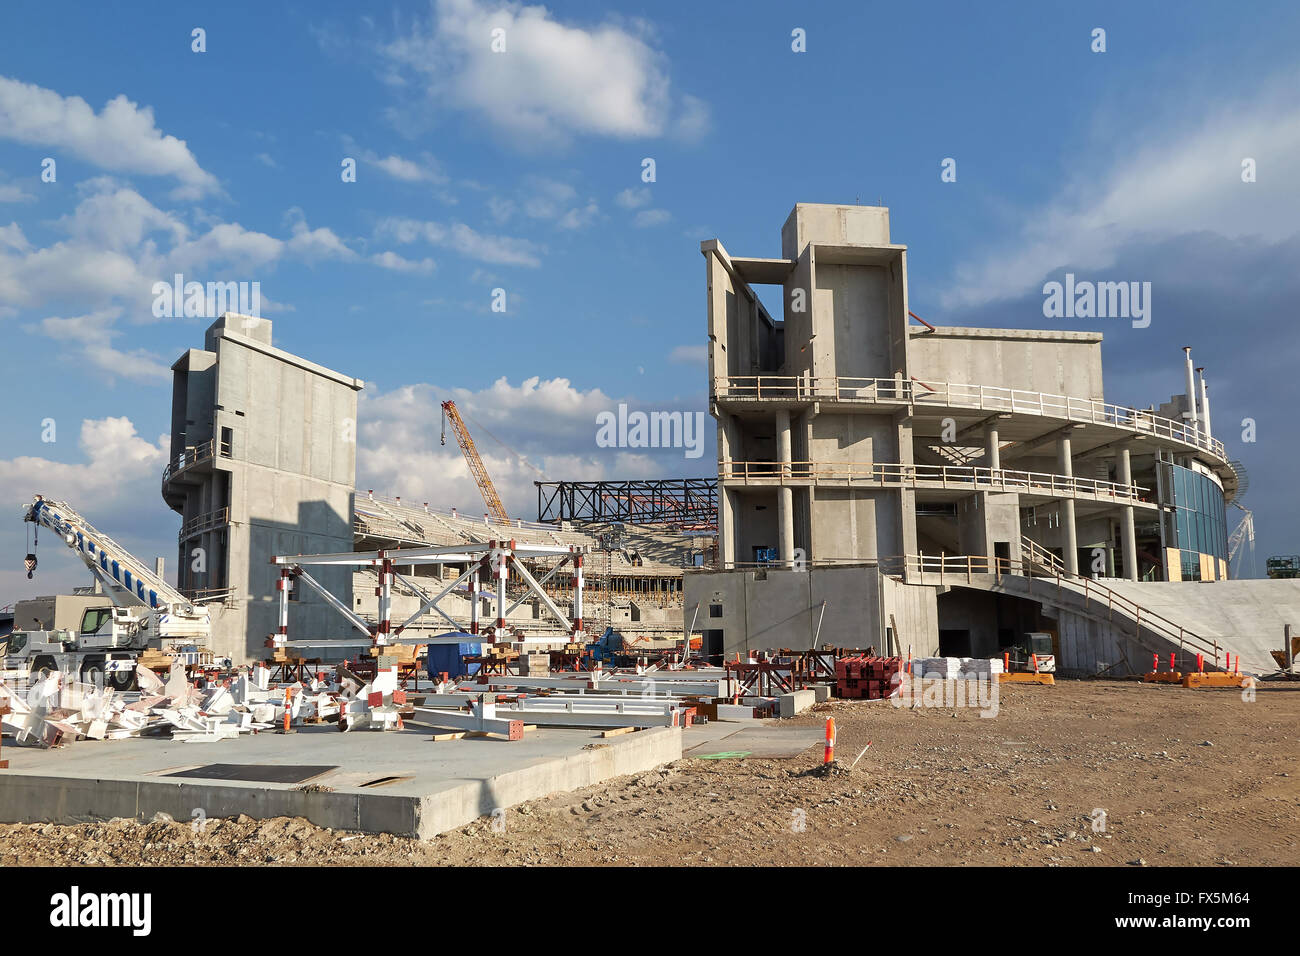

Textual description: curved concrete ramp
[1097,579,1300,676]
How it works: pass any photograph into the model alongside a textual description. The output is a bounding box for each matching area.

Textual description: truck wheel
[109,668,137,691]
[30,656,58,680]
[80,659,105,688]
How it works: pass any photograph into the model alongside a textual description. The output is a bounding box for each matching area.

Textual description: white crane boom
[23,495,206,625]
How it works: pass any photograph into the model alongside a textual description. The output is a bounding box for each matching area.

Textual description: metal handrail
[161,437,233,483]
[719,460,1152,503]
[183,585,238,605]
[178,506,230,540]
[885,553,1221,665]
[1021,535,1066,575]
[714,375,1227,460]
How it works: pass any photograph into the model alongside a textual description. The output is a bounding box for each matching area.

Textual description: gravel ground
[3,679,1296,866]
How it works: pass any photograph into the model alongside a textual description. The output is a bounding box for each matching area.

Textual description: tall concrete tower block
[705,203,915,568]
[163,314,364,664]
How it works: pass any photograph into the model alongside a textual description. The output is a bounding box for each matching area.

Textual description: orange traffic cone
[823,717,836,765]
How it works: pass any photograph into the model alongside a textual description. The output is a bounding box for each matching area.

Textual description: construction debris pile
[1,649,841,749]
[0,662,395,747]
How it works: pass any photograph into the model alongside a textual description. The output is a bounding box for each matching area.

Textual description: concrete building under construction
[160,315,696,664]
[685,203,1283,675]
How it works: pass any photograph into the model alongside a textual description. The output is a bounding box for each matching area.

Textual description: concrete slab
[684,724,823,759]
[0,723,681,840]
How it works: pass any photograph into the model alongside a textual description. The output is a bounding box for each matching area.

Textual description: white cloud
[0,416,173,600]
[370,250,436,273]
[371,151,447,184]
[0,182,34,203]
[378,0,705,147]
[57,182,186,251]
[376,216,543,266]
[668,344,706,365]
[634,208,671,228]
[33,307,172,383]
[284,209,356,262]
[0,182,423,320]
[357,376,709,514]
[490,176,600,230]
[0,75,219,197]
[615,186,651,209]
[941,74,1300,310]
[557,199,599,230]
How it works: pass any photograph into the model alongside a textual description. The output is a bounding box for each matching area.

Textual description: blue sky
[2,0,1299,597]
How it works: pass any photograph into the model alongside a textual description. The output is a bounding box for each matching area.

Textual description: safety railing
[178,507,229,540]
[714,375,1227,460]
[880,553,1221,665]
[1020,535,1066,575]
[161,436,233,483]
[719,461,1152,503]
[182,585,238,606]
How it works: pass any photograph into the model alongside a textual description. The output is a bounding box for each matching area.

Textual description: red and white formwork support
[572,553,584,638]
[267,541,588,653]
[468,564,480,636]
[276,567,293,643]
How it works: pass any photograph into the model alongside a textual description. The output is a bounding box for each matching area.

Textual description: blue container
[425,633,482,679]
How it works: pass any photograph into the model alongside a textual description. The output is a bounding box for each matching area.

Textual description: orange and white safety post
[823,717,836,765]
[281,685,297,733]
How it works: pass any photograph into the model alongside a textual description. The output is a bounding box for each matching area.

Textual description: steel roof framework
[535,478,717,527]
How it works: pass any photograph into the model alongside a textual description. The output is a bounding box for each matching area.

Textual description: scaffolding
[268,540,588,653]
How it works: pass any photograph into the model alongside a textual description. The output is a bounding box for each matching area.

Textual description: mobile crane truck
[5,495,211,688]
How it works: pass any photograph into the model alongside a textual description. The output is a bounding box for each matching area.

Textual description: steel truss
[535,478,718,527]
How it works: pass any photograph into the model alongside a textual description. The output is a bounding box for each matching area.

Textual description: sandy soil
[3,679,1297,867]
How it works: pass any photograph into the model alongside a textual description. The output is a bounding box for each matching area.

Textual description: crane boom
[440,401,509,522]
[23,495,200,616]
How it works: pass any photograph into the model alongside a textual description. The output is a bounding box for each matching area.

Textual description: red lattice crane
[440,400,509,522]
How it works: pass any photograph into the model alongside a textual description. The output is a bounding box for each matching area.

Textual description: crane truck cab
[2,596,148,689]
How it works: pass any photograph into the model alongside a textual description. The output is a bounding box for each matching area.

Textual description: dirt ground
[3,679,1297,867]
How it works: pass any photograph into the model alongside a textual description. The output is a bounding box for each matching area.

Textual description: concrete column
[717,412,736,568]
[1057,433,1078,575]
[985,423,1001,471]
[776,409,795,567]
[1116,446,1138,581]
[719,488,736,568]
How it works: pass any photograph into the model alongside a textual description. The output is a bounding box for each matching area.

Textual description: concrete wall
[705,245,781,380]
[813,262,894,379]
[782,204,891,257]
[811,488,902,561]
[165,315,364,664]
[956,492,1022,563]
[909,328,1104,400]
[684,566,938,657]
[732,491,779,564]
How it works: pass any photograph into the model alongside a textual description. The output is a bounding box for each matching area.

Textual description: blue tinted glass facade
[1166,463,1227,580]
